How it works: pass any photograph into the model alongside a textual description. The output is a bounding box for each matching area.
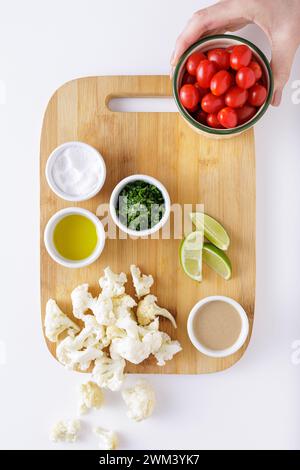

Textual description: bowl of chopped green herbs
[110,174,171,237]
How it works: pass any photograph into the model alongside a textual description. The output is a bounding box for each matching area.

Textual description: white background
[0,0,299,450]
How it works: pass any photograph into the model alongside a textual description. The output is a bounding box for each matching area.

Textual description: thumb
[271,40,296,106]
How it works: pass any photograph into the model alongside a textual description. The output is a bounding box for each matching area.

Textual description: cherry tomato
[249,61,263,80]
[217,107,238,128]
[186,51,207,76]
[196,60,218,88]
[179,84,200,110]
[225,86,248,108]
[210,70,232,96]
[248,84,267,107]
[207,113,223,128]
[201,93,225,114]
[230,45,252,70]
[236,105,257,125]
[226,45,234,54]
[182,72,196,85]
[194,109,208,125]
[208,48,230,70]
[235,66,256,89]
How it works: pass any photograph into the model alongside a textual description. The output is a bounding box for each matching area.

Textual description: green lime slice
[190,212,230,251]
[202,242,232,280]
[180,230,204,282]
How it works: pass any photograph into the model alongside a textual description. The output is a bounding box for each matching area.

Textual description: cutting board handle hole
[107,96,177,113]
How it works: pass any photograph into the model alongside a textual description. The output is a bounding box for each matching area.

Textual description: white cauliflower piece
[122,380,155,422]
[112,294,137,319]
[110,336,150,364]
[81,315,110,349]
[50,419,80,443]
[94,427,118,450]
[92,353,126,391]
[45,299,79,342]
[137,295,177,328]
[93,294,115,326]
[71,284,95,320]
[56,331,103,371]
[78,381,104,415]
[154,332,182,366]
[110,318,163,364]
[130,265,154,298]
[99,267,127,298]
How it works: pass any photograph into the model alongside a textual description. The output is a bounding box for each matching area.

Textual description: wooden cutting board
[40,75,255,374]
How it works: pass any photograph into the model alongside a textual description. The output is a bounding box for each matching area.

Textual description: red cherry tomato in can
[217,107,238,128]
[230,45,252,70]
[196,60,218,88]
[248,84,267,107]
[186,51,207,76]
[207,48,230,70]
[235,66,256,89]
[179,84,200,110]
[210,70,232,96]
[236,105,257,124]
[207,113,223,128]
[249,61,263,80]
[201,93,225,114]
[225,86,248,108]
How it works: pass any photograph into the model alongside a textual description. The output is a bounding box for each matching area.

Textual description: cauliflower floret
[137,295,177,328]
[82,315,110,349]
[45,299,79,342]
[110,318,163,364]
[56,330,103,371]
[50,419,80,443]
[92,353,126,391]
[122,380,155,422]
[99,267,127,298]
[94,427,118,450]
[78,381,104,415]
[110,336,150,364]
[112,294,137,319]
[71,284,95,320]
[130,265,154,298]
[154,332,182,366]
[93,294,115,326]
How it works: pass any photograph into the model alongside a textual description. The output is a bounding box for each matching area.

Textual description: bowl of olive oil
[44,208,105,268]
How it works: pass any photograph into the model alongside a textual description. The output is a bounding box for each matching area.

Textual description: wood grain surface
[40,75,255,374]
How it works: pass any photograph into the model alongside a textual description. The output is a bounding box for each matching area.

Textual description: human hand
[171,0,300,106]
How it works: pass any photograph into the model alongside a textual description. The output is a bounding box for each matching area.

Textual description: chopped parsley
[116,180,165,231]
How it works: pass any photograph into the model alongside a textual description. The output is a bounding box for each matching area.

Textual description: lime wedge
[202,243,232,280]
[190,212,230,251]
[180,231,204,282]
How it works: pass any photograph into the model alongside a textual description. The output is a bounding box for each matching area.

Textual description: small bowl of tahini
[109,175,171,237]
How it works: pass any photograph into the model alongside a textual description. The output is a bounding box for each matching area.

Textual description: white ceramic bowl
[44,207,106,268]
[45,141,106,202]
[187,295,249,358]
[109,174,171,237]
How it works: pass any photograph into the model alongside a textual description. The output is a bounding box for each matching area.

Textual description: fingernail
[272,90,282,107]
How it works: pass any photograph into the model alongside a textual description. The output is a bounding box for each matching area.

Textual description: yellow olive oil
[53,214,98,261]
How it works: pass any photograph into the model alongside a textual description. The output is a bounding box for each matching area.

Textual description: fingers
[271,39,298,106]
[171,1,250,66]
